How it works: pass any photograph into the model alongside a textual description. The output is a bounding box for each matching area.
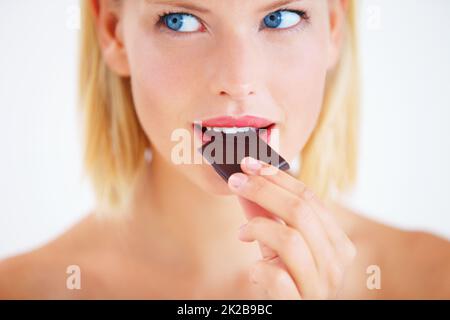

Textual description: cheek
[124,28,199,156]
[270,35,329,154]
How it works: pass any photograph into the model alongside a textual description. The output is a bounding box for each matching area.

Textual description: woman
[0,0,449,299]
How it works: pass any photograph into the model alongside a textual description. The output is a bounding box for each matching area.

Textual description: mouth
[192,116,276,145]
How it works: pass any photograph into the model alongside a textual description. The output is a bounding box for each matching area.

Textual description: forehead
[143,0,308,14]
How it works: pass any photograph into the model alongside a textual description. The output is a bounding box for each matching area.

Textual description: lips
[200,115,274,128]
[192,116,276,145]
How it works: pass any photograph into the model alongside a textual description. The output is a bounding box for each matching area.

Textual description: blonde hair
[79,0,360,213]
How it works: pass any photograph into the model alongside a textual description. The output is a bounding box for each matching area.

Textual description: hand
[228,157,356,299]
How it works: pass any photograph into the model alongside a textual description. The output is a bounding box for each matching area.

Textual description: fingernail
[245,157,262,171]
[228,173,248,189]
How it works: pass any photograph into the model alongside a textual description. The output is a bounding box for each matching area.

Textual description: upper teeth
[206,127,258,134]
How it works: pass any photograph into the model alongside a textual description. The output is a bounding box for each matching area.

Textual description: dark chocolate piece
[198,130,290,182]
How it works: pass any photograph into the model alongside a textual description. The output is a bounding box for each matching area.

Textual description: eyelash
[155,11,199,38]
[155,8,310,38]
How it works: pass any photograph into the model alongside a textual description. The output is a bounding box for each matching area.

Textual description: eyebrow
[145,0,304,14]
[145,0,211,14]
[259,0,304,13]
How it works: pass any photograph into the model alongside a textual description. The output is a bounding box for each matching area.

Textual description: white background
[1,0,449,259]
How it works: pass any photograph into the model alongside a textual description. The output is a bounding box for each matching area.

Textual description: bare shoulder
[332,202,450,299]
[0,248,69,299]
[402,229,450,298]
[0,213,107,299]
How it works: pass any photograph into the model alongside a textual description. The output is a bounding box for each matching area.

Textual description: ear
[90,0,130,76]
[326,0,350,70]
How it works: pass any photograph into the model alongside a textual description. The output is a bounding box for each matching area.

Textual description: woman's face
[100,0,345,195]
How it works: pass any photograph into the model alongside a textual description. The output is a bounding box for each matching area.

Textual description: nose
[209,35,261,101]
[220,83,254,101]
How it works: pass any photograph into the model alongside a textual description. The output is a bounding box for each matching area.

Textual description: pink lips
[201,115,274,128]
[192,115,276,145]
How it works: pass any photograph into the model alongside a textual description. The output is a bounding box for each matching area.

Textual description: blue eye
[158,9,308,35]
[161,12,202,32]
[263,10,303,29]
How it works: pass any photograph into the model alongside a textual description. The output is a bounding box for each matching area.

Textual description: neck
[118,150,259,276]
[114,150,357,277]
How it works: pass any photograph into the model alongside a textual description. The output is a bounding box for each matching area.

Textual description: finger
[237,197,282,261]
[228,172,335,274]
[238,196,284,224]
[241,158,356,265]
[241,157,314,199]
[240,216,321,298]
[250,259,301,300]
[307,201,357,266]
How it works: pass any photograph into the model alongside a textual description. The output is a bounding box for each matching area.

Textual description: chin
[189,163,235,196]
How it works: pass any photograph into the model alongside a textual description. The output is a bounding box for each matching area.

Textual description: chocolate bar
[198,130,290,182]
